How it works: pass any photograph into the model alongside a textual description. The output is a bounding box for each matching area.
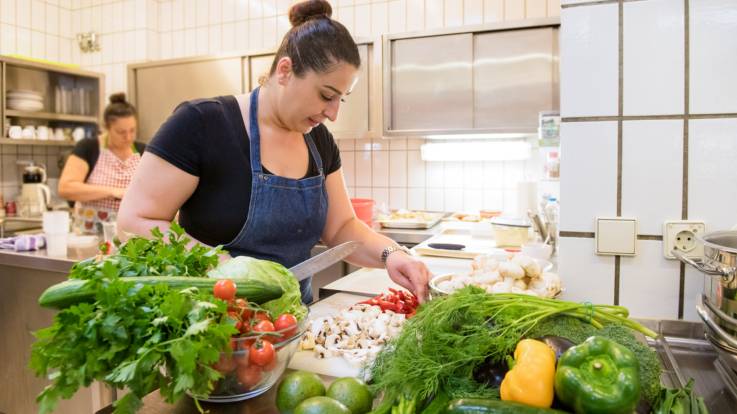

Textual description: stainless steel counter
[0,245,98,272]
[639,319,737,412]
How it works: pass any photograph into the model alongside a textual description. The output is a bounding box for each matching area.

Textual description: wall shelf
[0,138,75,146]
[5,110,98,123]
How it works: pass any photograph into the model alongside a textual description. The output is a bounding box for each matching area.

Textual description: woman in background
[59,93,145,233]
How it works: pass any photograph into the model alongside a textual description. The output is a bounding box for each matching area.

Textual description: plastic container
[491,217,531,247]
[193,315,309,403]
[545,151,560,179]
[351,198,375,227]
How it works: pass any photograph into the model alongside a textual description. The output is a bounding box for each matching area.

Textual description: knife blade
[289,240,362,281]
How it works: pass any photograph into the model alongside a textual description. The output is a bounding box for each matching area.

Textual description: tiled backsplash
[0,144,66,201]
[338,138,547,214]
[559,0,737,320]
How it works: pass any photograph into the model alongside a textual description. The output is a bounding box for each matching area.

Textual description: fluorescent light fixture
[420,141,532,162]
[424,133,533,140]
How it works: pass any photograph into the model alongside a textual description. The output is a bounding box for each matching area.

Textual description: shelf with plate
[0,138,75,146]
[4,110,98,124]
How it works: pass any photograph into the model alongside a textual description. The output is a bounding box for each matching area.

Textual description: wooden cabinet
[0,55,103,146]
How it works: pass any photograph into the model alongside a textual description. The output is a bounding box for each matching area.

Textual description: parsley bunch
[69,222,222,280]
[30,277,237,413]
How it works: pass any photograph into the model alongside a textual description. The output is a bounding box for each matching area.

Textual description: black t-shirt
[71,138,146,179]
[146,95,341,247]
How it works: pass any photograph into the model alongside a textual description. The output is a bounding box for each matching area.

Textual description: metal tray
[376,211,446,229]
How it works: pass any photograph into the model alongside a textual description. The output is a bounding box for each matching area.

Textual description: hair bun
[109,92,127,104]
[289,0,332,27]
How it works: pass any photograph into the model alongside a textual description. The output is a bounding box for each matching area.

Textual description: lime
[295,396,351,414]
[276,371,327,414]
[326,377,372,414]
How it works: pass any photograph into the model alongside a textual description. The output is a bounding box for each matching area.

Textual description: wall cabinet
[128,39,379,142]
[1,55,103,146]
[383,18,560,137]
[129,56,244,142]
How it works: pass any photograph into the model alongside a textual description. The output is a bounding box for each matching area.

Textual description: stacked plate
[7,89,44,112]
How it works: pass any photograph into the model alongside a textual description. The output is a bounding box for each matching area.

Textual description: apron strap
[248,87,263,174]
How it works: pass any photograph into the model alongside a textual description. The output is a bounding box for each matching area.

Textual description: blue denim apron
[224,87,328,304]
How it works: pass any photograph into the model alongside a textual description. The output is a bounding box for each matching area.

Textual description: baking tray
[376,211,446,229]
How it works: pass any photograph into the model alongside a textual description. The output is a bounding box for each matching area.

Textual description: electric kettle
[20,164,51,217]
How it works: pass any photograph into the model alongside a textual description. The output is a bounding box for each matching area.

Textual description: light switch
[596,217,638,256]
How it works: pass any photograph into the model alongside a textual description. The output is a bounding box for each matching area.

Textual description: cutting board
[287,292,372,379]
[414,228,504,259]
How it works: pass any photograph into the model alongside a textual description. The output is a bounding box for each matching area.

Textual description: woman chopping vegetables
[118,0,430,304]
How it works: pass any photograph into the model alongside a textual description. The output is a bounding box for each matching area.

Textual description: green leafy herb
[30,277,236,414]
[69,222,222,280]
[369,287,658,404]
[652,379,709,414]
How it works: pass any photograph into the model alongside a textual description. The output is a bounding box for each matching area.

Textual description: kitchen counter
[0,244,110,414]
[0,244,99,272]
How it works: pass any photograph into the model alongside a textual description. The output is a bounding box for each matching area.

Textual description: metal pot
[674,231,737,348]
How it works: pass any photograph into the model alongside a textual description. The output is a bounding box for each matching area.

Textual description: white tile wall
[621,120,683,235]
[558,236,615,304]
[683,267,705,322]
[623,0,684,116]
[560,121,618,232]
[0,0,71,62]
[620,240,681,319]
[689,0,737,114]
[688,118,737,231]
[560,3,618,117]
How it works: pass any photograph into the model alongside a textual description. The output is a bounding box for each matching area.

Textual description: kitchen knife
[289,240,362,281]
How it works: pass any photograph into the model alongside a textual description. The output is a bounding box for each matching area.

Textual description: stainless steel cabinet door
[390,33,474,131]
[473,28,558,130]
[134,57,243,142]
[324,44,370,137]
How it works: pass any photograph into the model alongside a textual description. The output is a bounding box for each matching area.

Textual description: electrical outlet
[663,220,706,259]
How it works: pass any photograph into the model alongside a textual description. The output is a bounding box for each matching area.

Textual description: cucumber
[421,391,450,414]
[444,399,568,414]
[38,276,284,309]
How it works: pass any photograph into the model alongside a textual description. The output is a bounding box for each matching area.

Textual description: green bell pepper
[554,336,641,414]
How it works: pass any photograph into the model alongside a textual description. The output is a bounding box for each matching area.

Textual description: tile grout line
[614,0,624,305]
[678,0,690,320]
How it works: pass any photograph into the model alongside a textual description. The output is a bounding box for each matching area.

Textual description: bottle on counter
[544,197,559,253]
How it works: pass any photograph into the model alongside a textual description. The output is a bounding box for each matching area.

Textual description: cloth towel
[0,234,46,251]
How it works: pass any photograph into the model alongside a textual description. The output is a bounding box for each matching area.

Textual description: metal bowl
[429,272,562,300]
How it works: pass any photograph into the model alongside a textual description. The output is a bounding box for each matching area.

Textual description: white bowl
[521,243,554,261]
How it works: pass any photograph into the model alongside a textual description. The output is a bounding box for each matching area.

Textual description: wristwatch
[381,245,411,265]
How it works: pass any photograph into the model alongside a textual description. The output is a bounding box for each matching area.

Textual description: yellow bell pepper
[500,339,556,408]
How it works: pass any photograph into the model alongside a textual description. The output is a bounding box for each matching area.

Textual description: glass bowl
[193,313,309,403]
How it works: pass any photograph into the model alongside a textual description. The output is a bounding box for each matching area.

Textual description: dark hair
[269,0,360,78]
[104,92,136,127]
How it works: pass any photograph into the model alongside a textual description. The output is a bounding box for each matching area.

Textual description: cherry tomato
[249,339,275,367]
[252,320,275,342]
[236,364,262,389]
[253,311,271,322]
[234,298,252,319]
[213,354,237,374]
[213,279,237,301]
[274,313,298,340]
[262,354,278,372]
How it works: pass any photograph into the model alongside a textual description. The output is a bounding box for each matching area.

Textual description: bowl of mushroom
[429,253,562,299]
